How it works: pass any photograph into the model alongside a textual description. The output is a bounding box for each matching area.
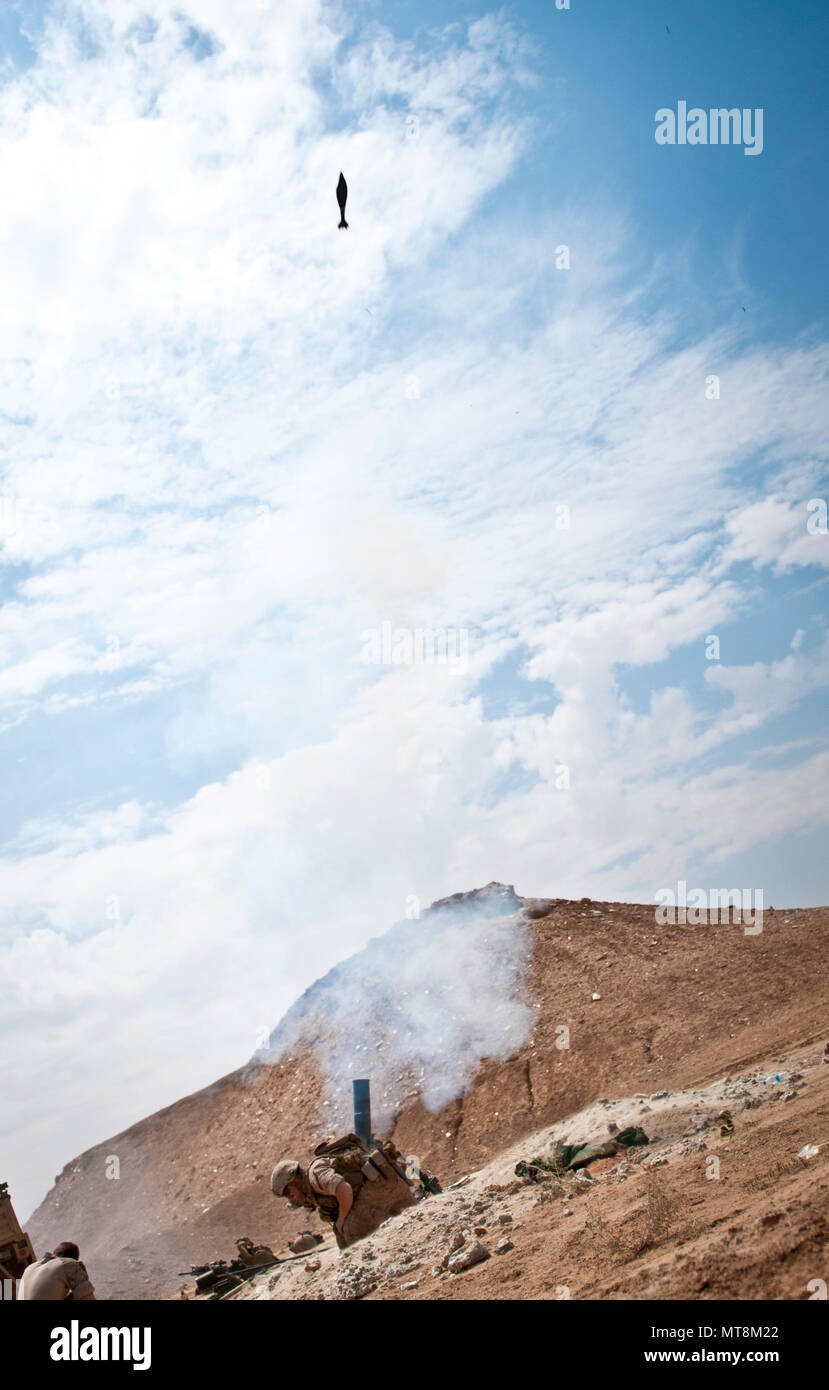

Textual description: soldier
[19,1242,96,1301]
[272,1135,417,1248]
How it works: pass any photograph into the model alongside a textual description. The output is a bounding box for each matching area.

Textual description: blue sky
[0,0,827,1216]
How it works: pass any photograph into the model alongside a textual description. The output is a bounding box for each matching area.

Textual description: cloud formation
[1,1,827,1215]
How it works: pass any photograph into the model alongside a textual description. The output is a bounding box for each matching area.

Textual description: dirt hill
[25,886,829,1299]
[236,1041,829,1302]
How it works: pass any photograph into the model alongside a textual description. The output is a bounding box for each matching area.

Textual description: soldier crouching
[272,1135,418,1249]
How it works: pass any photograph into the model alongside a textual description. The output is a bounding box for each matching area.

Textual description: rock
[333,1268,377,1301]
[607,1122,618,1134]
[289,1232,320,1254]
[798,1144,820,1160]
[562,1208,573,1216]
[402,1279,419,1290]
[650,1089,668,1100]
[591,992,601,1001]
[473,1225,488,1237]
[497,1213,513,1225]
[448,1230,466,1253]
[304,1259,321,1273]
[493,1237,514,1254]
[446,1239,490,1274]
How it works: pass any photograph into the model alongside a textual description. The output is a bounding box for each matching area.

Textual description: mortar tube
[352,1078,372,1148]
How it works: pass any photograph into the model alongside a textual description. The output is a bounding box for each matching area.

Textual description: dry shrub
[534,1176,567,1205]
[742,1156,802,1194]
[579,1170,681,1266]
[641,1168,680,1243]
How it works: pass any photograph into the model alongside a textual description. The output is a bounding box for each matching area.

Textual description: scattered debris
[333,1265,377,1300]
[180,1237,279,1299]
[443,1235,490,1273]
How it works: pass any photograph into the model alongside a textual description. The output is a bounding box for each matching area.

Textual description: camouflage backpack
[308,1134,369,1218]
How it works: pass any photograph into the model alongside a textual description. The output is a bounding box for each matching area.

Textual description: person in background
[19,1241,96,1300]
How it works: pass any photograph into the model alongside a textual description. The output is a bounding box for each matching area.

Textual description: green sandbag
[515,1126,649,1178]
[553,1139,620,1170]
[614,1126,649,1149]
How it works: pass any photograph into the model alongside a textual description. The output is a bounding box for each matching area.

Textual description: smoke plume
[260,883,537,1133]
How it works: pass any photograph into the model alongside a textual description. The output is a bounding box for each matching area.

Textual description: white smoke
[260,883,537,1130]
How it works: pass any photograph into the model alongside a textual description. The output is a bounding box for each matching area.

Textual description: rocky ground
[233,1038,829,1301]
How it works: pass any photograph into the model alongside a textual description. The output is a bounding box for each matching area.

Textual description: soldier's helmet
[271,1160,301,1196]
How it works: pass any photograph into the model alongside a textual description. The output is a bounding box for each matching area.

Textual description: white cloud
[721,494,829,573]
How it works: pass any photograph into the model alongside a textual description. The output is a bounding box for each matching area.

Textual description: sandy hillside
[235,1038,829,1302]
[25,885,829,1300]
